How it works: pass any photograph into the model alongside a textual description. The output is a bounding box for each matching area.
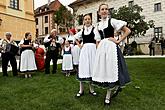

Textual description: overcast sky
[34,0,76,9]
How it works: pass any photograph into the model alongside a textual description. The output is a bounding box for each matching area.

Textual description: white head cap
[51,29,57,33]
[5,32,12,36]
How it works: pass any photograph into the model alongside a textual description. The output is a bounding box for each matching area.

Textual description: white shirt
[98,17,127,32]
[44,34,64,44]
[74,25,101,42]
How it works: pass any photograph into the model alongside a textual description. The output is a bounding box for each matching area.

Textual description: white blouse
[74,25,101,42]
[64,46,71,51]
[98,17,127,32]
[66,35,76,43]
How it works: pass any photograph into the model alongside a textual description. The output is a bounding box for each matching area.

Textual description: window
[128,1,134,7]
[45,27,48,34]
[45,16,48,23]
[36,29,38,36]
[36,18,38,25]
[154,3,161,12]
[154,27,162,41]
[10,0,19,9]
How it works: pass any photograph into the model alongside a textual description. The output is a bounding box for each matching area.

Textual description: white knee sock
[79,82,84,93]
[106,89,112,99]
[89,82,94,92]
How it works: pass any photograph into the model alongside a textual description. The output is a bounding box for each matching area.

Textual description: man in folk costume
[44,29,64,74]
[0,32,18,76]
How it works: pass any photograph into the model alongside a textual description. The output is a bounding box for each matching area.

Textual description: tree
[111,5,155,43]
[54,5,73,33]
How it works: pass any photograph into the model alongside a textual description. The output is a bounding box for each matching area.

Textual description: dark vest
[21,39,33,52]
[82,27,96,44]
[63,47,71,54]
[98,19,114,40]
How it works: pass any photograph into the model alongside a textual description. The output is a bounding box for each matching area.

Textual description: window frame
[45,16,48,23]
[45,27,49,35]
[154,27,162,40]
[10,0,19,10]
[36,18,38,25]
[154,3,161,12]
[128,1,134,7]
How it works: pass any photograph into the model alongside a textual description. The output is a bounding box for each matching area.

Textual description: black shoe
[111,87,122,98]
[76,91,84,98]
[89,91,97,96]
[45,72,50,74]
[104,98,111,106]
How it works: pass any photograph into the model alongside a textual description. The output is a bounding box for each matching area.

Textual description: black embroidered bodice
[82,27,96,44]
[21,39,32,52]
[98,19,114,40]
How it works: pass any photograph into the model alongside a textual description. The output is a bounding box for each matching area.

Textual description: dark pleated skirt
[92,46,131,89]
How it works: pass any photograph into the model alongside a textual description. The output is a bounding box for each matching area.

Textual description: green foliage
[111,5,155,39]
[54,5,73,28]
[0,58,165,110]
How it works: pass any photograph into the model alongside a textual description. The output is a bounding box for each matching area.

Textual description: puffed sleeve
[111,18,127,31]
[74,29,83,40]
[94,26,101,41]
[57,36,64,44]
[13,41,18,47]
[44,34,51,43]
[18,39,24,47]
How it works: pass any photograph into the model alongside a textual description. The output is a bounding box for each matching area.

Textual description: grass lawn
[0,58,165,110]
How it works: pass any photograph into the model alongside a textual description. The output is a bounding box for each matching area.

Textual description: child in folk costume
[74,14,101,97]
[67,28,81,74]
[92,4,131,105]
[19,32,37,78]
[62,41,73,77]
[72,40,81,74]
[66,28,77,48]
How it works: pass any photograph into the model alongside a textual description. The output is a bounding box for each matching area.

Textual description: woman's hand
[108,37,120,45]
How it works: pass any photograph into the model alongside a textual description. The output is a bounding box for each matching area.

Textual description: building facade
[0,0,35,41]
[69,0,165,54]
[35,0,68,43]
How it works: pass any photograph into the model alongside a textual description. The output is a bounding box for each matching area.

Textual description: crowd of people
[0,3,135,106]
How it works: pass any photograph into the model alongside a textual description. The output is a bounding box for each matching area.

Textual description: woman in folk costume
[74,14,101,97]
[92,4,131,105]
[19,32,37,78]
[62,41,73,77]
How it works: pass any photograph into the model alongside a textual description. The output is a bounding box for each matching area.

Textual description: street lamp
[0,18,2,26]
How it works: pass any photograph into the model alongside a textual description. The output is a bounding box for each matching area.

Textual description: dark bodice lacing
[98,19,114,40]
